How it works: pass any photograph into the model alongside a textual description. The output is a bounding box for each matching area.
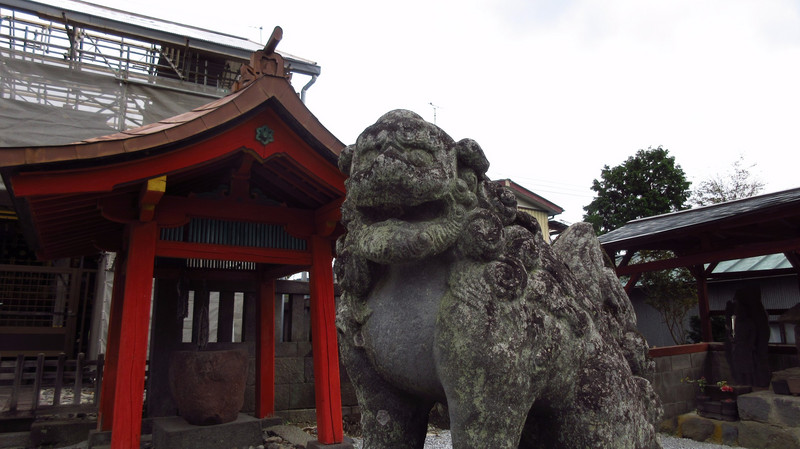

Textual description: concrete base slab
[307,436,355,449]
[266,424,315,446]
[152,414,262,449]
[30,418,96,448]
[87,429,110,448]
[0,431,30,448]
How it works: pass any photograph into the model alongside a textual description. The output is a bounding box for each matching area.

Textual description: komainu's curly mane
[335,109,661,449]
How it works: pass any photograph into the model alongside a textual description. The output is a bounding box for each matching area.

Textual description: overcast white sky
[104,0,800,224]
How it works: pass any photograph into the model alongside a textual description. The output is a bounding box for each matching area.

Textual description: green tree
[638,250,698,345]
[583,146,691,234]
[691,155,765,206]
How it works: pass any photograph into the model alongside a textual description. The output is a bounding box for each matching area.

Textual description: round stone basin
[168,348,249,426]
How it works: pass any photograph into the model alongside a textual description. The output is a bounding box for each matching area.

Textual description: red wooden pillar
[110,221,158,449]
[98,254,127,431]
[256,275,276,418]
[309,236,344,444]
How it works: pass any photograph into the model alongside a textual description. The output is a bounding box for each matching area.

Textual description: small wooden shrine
[0,32,348,448]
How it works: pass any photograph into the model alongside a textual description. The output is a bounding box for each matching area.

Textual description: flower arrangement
[718,380,734,392]
[681,376,733,394]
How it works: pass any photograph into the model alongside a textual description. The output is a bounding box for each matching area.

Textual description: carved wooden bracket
[139,175,167,222]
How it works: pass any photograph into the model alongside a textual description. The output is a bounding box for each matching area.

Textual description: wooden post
[192,287,210,345]
[255,275,275,418]
[146,278,182,418]
[308,236,344,444]
[98,254,127,431]
[110,221,157,449]
[218,290,235,343]
[692,265,713,342]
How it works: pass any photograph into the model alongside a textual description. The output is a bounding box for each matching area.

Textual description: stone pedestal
[152,414,262,449]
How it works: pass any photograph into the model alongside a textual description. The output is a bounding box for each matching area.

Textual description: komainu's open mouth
[358,199,447,225]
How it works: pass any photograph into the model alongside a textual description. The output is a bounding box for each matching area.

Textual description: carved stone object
[335,110,662,449]
[729,286,771,387]
[168,349,249,426]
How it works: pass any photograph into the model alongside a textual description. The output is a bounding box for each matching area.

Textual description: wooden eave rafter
[607,200,800,278]
[614,237,800,277]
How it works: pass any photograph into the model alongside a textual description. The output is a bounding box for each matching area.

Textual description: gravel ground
[351,432,736,449]
[6,429,735,449]
[659,434,736,449]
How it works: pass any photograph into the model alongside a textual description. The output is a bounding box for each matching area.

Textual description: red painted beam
[10,110,344,198]
[155,240,312,265]
[256,276,275,418]
[110,221,157,449]
[649,343,709,358]
[308,236,344,444]
[155,195,315,236]
[314,198,344,237]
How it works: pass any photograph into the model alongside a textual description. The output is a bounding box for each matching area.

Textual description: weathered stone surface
[739,390,800,428]
[728,286,772,387]
[335,110,662,449]
[266,424,316,446]
[275,357,305,384]
[721,423,739,446]
[168,349,249,426]
[679,414,715,442]
[738,420,800,449]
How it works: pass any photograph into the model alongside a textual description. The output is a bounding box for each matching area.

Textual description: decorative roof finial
[232,26,289,91]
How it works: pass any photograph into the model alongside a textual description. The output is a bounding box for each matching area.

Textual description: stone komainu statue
[335,110,662,449]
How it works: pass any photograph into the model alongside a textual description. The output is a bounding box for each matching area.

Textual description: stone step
[672,412,800,449]
[738,390,800,428]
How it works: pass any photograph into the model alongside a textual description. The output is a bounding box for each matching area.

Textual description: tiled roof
[0,73,342,169]
[599,187,800,249]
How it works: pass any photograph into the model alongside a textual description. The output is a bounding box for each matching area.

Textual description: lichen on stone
[336,110,662,449]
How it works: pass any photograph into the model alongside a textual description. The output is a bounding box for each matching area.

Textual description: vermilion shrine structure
[0,40,348,448]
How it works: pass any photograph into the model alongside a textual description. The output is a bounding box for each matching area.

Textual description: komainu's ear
[339,144,354,176]
[455,139,489,176]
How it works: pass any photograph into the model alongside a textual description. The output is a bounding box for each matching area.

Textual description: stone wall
[242,341,798,424]
[650,343,800,420]
[240,341,359,423]
[648,343,709,419]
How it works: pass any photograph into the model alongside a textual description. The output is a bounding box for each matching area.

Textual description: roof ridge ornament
[232,26,289,92]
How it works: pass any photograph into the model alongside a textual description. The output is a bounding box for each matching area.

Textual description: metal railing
[0,9,241,90]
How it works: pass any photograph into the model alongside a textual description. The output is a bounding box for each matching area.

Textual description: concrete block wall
[651,343,799,421]
[649,344,708,419]
[241,341,359,423]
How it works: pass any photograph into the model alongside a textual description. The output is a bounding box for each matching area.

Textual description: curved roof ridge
[0,73,343,169]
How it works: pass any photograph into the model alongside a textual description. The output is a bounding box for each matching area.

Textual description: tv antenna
[249,25,264,44]
[429,102,440,125]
